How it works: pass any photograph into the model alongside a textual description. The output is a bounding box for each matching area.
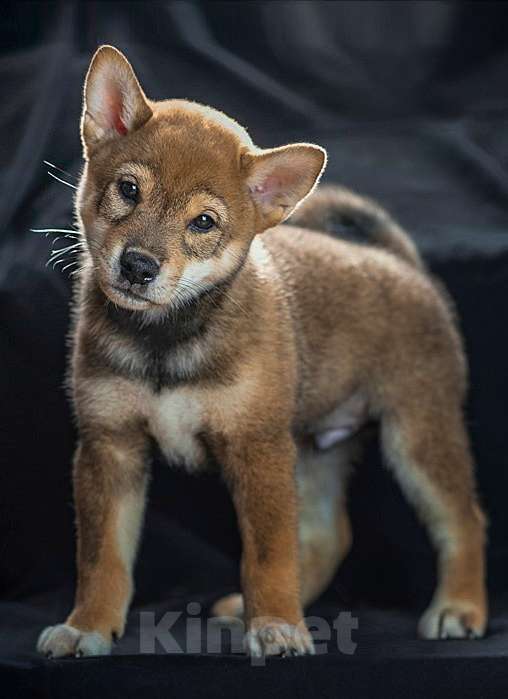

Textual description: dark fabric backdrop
[2,1,508,697]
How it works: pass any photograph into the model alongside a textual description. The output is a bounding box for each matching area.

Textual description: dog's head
[78,46,326,313]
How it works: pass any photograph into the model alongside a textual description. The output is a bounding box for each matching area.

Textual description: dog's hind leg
[297,442,353,607]
[381,402,487,639]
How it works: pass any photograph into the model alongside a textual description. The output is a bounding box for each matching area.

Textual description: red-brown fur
[37,46,487,659]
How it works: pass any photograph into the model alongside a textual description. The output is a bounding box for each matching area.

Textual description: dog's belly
[148,388,207,470]
[148,385,367,467]
[310,392,368,450]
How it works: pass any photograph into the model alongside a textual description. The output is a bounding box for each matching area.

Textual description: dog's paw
[245,619,315,657]
[211,593,244,619]
[37,624,112,658]
[418,601,486,639]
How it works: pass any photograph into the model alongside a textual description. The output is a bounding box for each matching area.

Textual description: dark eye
[119,180,138,202]
[190,214,215,232]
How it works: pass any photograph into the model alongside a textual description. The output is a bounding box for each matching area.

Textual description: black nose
[120,249,160,285]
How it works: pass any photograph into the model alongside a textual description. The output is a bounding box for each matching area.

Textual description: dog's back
[260,186,465,432]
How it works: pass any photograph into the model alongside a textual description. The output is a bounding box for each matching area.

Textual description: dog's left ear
[242,144,327,232]
[81,45,153,157]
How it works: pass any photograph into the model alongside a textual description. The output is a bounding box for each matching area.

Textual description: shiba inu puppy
[37,46,487,659]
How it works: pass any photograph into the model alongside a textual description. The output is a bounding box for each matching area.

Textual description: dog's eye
[190,214,215,232]
[119,180,139,202]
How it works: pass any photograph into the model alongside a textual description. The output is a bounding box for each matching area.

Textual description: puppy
[37,46,487,659]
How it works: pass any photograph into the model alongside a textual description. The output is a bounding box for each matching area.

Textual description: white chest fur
[148,387,207,470]
[146,365,261,470]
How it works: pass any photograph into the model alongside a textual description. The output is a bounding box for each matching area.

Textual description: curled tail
[291,185,424,270]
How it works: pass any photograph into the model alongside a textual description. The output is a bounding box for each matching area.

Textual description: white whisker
[61,260,80,272]
[31,228,80,235]
[43,160,77,181]
[48,244,83,260]
[47,171,78,190]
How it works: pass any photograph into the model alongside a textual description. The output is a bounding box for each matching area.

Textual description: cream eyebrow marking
[188,190,229,225]
[116,162,155,178]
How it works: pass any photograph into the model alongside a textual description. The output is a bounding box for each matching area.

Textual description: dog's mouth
[112,285,152,302]
[103,282,161,309]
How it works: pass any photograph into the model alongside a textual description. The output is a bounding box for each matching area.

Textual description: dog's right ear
[81,45,153,157]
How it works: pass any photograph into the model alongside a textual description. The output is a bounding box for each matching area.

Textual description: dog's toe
[418,601,486,640]
[244,620,315,658]
[37,624,112,658]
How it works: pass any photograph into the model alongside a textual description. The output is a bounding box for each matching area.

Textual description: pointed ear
[242,144,327,231]
[81,45,153,157]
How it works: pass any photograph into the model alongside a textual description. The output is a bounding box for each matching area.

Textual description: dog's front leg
[37,432,149,658]
[219,432,314,657]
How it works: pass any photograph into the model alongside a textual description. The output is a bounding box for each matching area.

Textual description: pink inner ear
[114,113,128,136]
[104,84,128,135]
[252,173,287,205]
